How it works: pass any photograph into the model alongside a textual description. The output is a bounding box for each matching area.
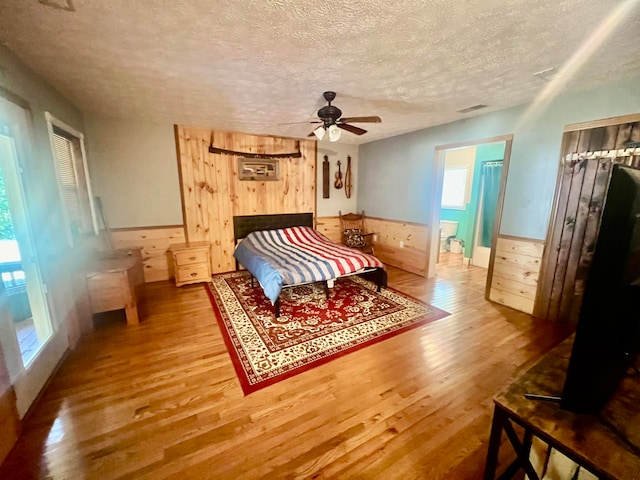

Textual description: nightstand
[169,241,212,287]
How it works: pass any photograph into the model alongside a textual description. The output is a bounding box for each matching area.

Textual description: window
[441,166,469,209]
[441,146,476,210]
[45,112,97,245]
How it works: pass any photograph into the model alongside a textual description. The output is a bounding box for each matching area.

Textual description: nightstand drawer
[174,249,208,266]
[176,265,210,283]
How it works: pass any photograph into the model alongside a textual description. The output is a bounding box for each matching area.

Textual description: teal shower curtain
[481,162,502,248]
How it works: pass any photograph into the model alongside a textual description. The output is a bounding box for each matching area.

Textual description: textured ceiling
[0,0,639,144]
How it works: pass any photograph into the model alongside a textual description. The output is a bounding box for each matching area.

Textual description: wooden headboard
[233,213,314,242]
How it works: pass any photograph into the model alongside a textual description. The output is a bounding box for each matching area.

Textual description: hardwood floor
[0,257,572,479]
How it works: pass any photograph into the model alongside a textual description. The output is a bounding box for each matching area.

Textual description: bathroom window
[441,166,469,209]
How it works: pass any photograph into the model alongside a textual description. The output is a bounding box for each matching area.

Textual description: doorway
[427,135,513,289]
[435,141,507,270]
[0,131,51,366]
[0,95,65,418]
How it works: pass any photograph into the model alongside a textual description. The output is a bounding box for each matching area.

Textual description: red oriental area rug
[206,271,450,395]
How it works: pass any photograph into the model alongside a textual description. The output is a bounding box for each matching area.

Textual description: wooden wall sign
[323,155,330,198]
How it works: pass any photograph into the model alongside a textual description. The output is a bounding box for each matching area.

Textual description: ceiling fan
[305,91,382,142]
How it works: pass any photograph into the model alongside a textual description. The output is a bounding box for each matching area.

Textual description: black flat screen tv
[561,164,640,414]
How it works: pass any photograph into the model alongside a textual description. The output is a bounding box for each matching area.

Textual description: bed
[233,213,387,317]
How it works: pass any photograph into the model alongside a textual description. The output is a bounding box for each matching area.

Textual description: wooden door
[535,118,640,322]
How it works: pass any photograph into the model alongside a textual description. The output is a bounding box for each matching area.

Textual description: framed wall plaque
[238,158,280,181]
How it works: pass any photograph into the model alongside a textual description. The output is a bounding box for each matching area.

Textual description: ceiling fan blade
[338,123,367,135]
[278,120,322,125]
[339,116,381,124]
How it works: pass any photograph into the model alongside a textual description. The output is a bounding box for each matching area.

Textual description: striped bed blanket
[233,226,384,304]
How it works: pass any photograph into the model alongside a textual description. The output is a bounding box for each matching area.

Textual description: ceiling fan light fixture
[328,124,341,142]
[313,125,325,140]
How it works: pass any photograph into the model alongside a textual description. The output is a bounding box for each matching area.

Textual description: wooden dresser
[86,248,144,326]
[169,242,212,287]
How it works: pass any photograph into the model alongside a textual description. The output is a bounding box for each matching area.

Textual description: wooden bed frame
[232,213,387,317]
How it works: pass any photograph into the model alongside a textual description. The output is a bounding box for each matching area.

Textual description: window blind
[52,133,81,227]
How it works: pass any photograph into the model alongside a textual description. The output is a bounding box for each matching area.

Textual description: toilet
[440,220,459,252]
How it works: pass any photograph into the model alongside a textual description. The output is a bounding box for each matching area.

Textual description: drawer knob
[190,272,198,277]
[189,256,196,260]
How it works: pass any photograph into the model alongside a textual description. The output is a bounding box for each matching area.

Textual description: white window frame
[44,112,98,246]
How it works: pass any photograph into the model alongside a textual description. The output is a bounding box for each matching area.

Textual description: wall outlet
[373,234,377,242]
[399,241,404,248]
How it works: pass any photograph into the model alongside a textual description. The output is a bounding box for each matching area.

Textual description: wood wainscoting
[111,219,543,318]
[111,226,186,283]
[367,217,429,276]
[488,235,545,314]
[176,127,317,274]
[315,216,342,243]
[316,215,429,277]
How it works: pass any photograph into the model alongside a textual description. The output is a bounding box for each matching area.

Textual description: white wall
[316,140,359,217]
[86,120,355,227]
[84,118,183,228]
[359,75,640,240]
[0,46,84,254]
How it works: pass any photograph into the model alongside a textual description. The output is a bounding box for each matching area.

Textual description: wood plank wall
[111,226,186,283]
[176,127,316,274]
[367,217,429,276]
[315,216,342,243]
[535,116,640,321]
[489,235,545,314]
[316,216,430,277]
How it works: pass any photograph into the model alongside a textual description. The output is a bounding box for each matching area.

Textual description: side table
[169,242,212,287]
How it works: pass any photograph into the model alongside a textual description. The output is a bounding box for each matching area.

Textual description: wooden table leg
[483,406,540,480]
[502,415,539,480]
[125,304,139,325]
[484,403,504,480]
